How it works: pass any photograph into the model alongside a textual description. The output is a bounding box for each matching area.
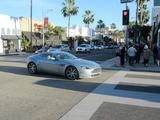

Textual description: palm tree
[62,0,79,38]
[137,0,151,24]
[90,14,95,40]
[96,20,105,41]
[83,10,94,39]
[111,23,116,30]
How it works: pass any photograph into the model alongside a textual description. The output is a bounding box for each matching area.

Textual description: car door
[38,53,60,74]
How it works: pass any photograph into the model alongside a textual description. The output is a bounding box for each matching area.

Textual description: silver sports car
[27,51,102,80]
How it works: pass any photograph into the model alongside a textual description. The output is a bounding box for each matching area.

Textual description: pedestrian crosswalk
[60,71,160,120]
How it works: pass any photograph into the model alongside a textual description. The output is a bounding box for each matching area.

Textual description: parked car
[48,44,70,52]
[27,51,102,80]
[76,44,91,53]
[97,45,104,50]
[93,46,99,50]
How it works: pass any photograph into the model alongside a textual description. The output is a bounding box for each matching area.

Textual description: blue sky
[0,0,153,30]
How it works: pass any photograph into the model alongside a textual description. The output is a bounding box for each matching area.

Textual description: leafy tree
[53,26,65,40]
[114,30,125,43]
[83,10,94,37]
[138,4,150,24]
[96,20,105,41]
[62,0,79,38]
[136,0,151,24]
[21,35,30,51]
[111,23,116,30]
[44,23,55,39]
[96,20,105,30]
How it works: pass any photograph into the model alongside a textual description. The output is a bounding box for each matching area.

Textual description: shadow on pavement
[0,65,66,79]
[34,79,160,103]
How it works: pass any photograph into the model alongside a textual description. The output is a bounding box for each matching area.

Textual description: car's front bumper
[77,67,102,79]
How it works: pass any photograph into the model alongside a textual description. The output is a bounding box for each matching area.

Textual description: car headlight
[80,66,91,69]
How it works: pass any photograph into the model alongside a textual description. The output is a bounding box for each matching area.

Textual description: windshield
[79,45,86,47]
[56,53,77,60]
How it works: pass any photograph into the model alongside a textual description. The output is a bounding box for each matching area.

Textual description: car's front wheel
[28,62,37,74]
[65,66,79,80]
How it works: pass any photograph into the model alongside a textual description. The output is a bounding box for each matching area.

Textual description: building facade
[19,17,55,32]
[66,25,94,37]
[151,0,160,45]
[0,14,21,54]
[154,0,160,6]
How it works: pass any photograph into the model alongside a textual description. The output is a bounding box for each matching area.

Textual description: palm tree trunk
[140,2,143,24]
[136,0,139,25]
[91,23,93,40]
[88,24,90,38]
[68,16,70,38]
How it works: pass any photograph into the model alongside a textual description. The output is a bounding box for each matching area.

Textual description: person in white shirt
[128,45,137,66]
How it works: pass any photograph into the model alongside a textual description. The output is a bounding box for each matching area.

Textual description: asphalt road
[0,49,117,120]
[0,49,116,63]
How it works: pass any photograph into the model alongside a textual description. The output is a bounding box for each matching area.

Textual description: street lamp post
[135,0,139,43]
[30,0,32,47]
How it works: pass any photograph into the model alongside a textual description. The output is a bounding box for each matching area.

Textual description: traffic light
[122,10,129,25]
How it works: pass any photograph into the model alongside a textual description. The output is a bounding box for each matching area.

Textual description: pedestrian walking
[153,43,158,65]
[143,45,150,67]
[120,45,126,66]
[135,44,141,64]
[128,44,137,66]
[157,46,160,66]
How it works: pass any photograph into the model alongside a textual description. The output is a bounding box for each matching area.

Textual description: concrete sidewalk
[60,56,160,120]
[101,56,160,72]
[60,71,160,120]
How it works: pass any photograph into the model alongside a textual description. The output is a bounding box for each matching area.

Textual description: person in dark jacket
[153,43,158,64]
[120,45,126,66]
[135,44,141,64]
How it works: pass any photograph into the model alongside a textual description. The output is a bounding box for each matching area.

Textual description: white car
[97,45,104,50]
[94,46,98,50]
[76,44,91,53]
[48,44,70,52]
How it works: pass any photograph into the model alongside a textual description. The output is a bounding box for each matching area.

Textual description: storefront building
[151,0,160,45]
[0,14,21,53]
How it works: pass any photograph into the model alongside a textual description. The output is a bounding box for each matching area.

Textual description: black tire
[65,66,79,80]
[28,62,37,74]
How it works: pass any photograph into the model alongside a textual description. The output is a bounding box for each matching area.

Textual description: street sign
[44,17,48,32]
[121,0,134,3]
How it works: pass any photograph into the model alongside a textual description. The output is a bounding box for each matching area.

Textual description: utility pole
[135,0,139,43]
[42,8,45,47]
[30,0,32,47]
[125,2,129,45]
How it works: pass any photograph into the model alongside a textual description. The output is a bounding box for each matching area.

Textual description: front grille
[78,48,82,50]
[92,68,101,73]
[91,73,101,77]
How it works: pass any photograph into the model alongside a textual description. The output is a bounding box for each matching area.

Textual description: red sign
[44,17,48,31]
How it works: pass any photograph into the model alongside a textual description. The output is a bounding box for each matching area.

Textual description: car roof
[41,51,68,55]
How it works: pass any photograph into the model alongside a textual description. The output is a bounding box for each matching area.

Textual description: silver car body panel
[27,51,102,78]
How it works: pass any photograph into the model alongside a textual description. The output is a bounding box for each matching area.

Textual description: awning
[1,35,21,40]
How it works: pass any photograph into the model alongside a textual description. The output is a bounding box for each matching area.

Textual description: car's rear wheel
[28,62,37,74]
[65,66,79,80]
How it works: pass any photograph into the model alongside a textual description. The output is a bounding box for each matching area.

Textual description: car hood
[64,58,100,68]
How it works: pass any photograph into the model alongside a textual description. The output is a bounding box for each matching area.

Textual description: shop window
[7,28,10,35]
[1,28,5,35]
